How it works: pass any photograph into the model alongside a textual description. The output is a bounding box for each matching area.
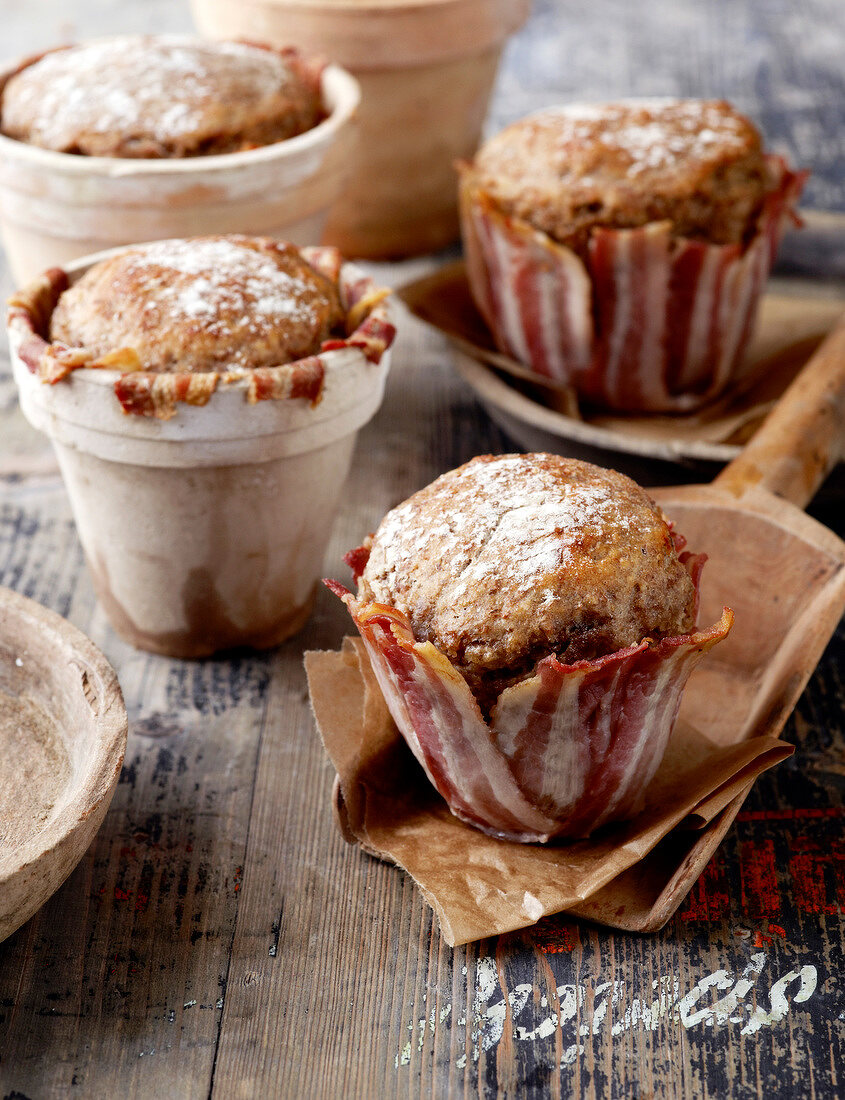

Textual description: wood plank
[208,315,844,1097]
[0,486,271,1096]
[0,1,843,1097]
[206,308,517,1099]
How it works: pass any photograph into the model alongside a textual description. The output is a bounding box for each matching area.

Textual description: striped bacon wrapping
[245,356,325,405]
[6,246,396,420]
[113,371,219,418]
[459,158,806,412]
[328,547,733,843]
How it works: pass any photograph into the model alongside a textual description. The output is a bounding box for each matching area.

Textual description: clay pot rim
[8,246,394,449]
[0,60,360,179]
[0,585,127,885]
[21,244,388,388]
[247,0,513,9]
[190,0,532,69]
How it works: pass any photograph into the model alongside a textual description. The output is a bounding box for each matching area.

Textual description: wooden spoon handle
[714,316,845,508]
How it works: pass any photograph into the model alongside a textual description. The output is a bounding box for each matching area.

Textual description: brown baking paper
[399,261,843,448]
[305,637,792,947]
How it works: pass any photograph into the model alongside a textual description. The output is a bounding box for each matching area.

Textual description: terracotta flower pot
[8,248,394,658]
[0,52,360,285]
[190,0,531,258]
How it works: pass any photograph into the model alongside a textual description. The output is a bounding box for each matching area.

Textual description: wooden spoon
[570,319,845,930]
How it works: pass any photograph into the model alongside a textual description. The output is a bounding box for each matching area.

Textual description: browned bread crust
[466,99,772,253]
[49,236,344,373]
[359,453,697,715]
[1,36,323,158]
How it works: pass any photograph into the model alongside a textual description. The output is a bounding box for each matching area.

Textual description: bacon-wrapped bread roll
[459,99,805,412]
[9,235,393,418]
[329,453,732,842]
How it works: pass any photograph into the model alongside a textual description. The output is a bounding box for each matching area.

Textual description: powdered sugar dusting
[544,100,751,176]
[118,238,323,362]
[2,35,299,149]
[484,99,755,184]
[371,454,636,602]
[359,454,698,691]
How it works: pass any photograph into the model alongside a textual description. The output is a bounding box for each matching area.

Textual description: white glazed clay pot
[0,56,360,285]
[190,0,531,258]
[8,250,393,658]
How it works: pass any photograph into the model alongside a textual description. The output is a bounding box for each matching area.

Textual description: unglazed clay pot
[8,249,394,659]
[0,56,360,285]
[189,0,531,258]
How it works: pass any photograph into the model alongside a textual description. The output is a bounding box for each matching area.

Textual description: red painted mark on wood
[738,807,844,822]
[681,854,730,922]
[788,836,845,916]
[533,918,580,954]
[110,884,150,911]
[740,839,781,920]
[751,922,787,947]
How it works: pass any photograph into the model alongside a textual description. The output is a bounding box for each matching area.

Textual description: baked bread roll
[331,453,733,842]
[459,99,805,413]
[359,453,697,715]
[1,36,323,158]
[469,100,770,254]
[9,236,394,419]
[50,236,343,373]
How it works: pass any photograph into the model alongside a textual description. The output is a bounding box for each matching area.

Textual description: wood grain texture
[0,1,844,1098]
[714,316,845,506]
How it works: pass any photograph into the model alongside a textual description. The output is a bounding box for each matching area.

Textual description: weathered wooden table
[1,1,844,1097]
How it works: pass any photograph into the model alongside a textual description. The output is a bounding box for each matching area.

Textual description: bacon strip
[300,245,344,286]
[7,251,396,419]
[326,586,561,841]
[322,313,397,364]
[7,267,67,340]
[490,610,732,837]
[244,355,325,405]
[459,157,806,413]
[460,177,593,383]
[113,372,219,419]
[8,267,72,380]
[328,551,734,843]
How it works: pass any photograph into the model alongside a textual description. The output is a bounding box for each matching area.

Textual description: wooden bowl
[0,586,127,943]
